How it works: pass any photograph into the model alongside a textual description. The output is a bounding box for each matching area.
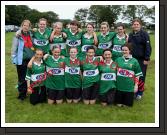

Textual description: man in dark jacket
[128,18,152,100]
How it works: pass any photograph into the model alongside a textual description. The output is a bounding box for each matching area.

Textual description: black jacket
[128,29,152,61]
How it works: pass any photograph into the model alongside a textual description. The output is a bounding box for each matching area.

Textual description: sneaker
[136,95,142,100]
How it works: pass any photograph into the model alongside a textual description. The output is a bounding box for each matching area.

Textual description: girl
[32,18,52,54]
[98,49,117,106]
[81,23,98,58]
[64,47,82,103]
[11,19,34,101]
[96,22,116,56]
[64,20,83,57]
[115,43,143,107]
[112,23,128,61]
[26,49,46,105]
[44,46,65,104]
[50,22,67,56]
[82,46,100,105]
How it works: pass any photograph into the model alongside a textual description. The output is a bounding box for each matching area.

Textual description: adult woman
[112,23,128,61]
[32,18,52,54]
[115,43,143,107]
[64,20,83,57]
[98,49,117,106]
[11,19,34,101]
[128,18,152,100]
[44,46,65,104]
[50,22,67,56]
[26,49,46,105]
[81,23,98,58]
[96,22,116,56]
[82,46,100,105]
[64,47,82,103]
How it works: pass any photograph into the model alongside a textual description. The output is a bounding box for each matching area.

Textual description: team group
[11,18,152,107]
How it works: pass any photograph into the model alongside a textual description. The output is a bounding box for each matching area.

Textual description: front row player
[98,49,117,106]
[81,46,100,105]
[115,43,143,107]
[26,49,47,105]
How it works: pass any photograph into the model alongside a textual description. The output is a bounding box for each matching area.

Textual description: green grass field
[5,32,155,123]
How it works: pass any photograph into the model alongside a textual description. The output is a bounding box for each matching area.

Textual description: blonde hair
[100,22,109,28]
[53,22,63,28]
[20,20,31,28]
[39,18,47,23]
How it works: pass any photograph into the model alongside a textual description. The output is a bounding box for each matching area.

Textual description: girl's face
[87,49,95,58]
[70,48,78,58]
[52,48,61,58]
[122,46,130,57]
[100,24,109,35]
[35,50,43,61]
[54,24,62,34]
[103,51,112,61]
[70,24,78,32]
[117,26,125,35]
[22,22,30,32]
[132,21,141,32]
[86,24,94,33]
[38,20,46,31]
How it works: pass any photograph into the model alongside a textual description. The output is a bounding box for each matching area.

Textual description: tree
[74,8,88,28]
[88,5,122,28]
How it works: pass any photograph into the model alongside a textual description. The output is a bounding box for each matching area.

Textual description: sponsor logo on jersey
[69,68,79,74]
[82,45,92,52]
[34,39,48,46]
[36,74,45,80]
[98,42,112,49]
[51,69,61,74]
[86,70,95,76]
[103,74,113,79]
[117,68,134,77]
[69,40,78,45]
[113,45,122,52]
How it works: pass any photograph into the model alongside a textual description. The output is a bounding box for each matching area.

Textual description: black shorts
[82,82,99,100]
[99,88,116,104]
[65,88,81,100]
[47,88,64,100]
[115,90,134,107]
[30,86,47,105]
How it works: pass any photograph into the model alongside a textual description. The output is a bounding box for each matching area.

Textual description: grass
[5,32,155,123]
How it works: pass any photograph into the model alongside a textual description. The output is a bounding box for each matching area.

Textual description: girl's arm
[27,56,35,68]
[93,32,98,46]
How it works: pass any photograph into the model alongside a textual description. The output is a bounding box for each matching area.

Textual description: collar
[70,29,78,35]
[101,31,109,37]
[33,60,43,66]
[70,57,77,61]
[117,34,125,40]
[84,33,93,39]
[123,55,132,62]
[54,33,62,38]
[52,56,60,61]
[86,56,96,63]
[104,59,113,65]
[38,29,45,35]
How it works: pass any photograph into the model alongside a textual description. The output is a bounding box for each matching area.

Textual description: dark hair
[132,18,142,25]
[121,42,133,54]
[69,47,78,52]
[116,22,125,29]
[86,46,95,52]
[70,20,80,27]
[86,23,94,28]
[35,48,44,54]
[103,49,112,54]
[51,45,61,51]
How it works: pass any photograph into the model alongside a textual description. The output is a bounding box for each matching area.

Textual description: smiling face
[70,48,78,59]
[132,21,141,32]
[38,20,47,31]
[35,50,43,61]
[21,21,30,33]
[122,46,130,57]
[103,50,112,61]
[100,24,109,35]
[117,26,125,36]
[54,22,62,34]
[86,24,94,34]
[87,49,95,58]
[52,48,61,58]
[70,24,78,32]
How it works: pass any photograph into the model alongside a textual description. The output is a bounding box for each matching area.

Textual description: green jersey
[81,34,95,58]
[50,34,66,56]
[64,57,82,88]
[64,29,83,57]
[32,28,51,54]
[115,56,143,92]
[112,34,126,61]
[25,61,46,87]
[99,60,117,95]
[96,32,116,56]
[44,55,65,90]
[82,57,100,88]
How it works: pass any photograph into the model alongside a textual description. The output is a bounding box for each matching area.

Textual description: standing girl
[115,43,143,107]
